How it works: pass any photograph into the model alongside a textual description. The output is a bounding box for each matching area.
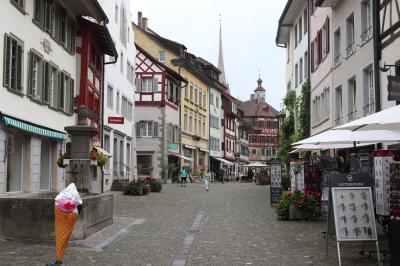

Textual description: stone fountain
[0,106,113,240]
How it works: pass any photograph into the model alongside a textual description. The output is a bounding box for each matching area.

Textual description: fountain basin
[0,192,113,240]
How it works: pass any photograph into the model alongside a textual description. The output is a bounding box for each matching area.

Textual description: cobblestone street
[0,183,388,265]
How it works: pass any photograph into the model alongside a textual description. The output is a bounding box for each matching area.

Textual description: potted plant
[57,152,70,168]
[276,190,321,220]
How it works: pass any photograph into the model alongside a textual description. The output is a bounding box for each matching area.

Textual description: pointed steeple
[218,15,227,86]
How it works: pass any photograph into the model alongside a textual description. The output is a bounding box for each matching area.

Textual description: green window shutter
[51,68,58,108]
[3,34,11,88]
[70,78,74,114]
[58,72,64,110]
[135,77,141,92]
[34,0,41,23]
[43,62,50,103]
[16,43,23,92]
[70,20,76,54]
[28,52,34,96]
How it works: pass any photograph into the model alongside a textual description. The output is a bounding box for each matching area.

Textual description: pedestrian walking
[203,169,211,191]
[180,168,188,187]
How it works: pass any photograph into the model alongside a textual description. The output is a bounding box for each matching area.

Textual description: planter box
[289,205,307,220]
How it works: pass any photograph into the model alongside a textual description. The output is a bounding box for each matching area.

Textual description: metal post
[336,242,342,266]
[376,241,381,263]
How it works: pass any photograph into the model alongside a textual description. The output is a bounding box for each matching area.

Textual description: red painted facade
[76,23,105,127]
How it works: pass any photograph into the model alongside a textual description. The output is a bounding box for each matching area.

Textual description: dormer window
[159,51,165,62]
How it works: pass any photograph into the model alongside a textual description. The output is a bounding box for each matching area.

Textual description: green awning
[2,115,68,140]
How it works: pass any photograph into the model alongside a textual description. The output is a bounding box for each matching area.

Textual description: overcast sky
[131,0,287,110]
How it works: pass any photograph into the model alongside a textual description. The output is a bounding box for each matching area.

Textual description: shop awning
[184,144,196,150]
[1,114,67,140]
[214,157,234,166]
[168,153,193,161]
[93,145,112,157]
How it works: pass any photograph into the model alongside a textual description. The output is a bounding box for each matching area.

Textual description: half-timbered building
[378,0,400,110]
[239,78,280,164]
[135,44,186,180]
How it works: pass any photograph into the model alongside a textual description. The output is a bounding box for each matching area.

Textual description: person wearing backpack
[180,168,188,187]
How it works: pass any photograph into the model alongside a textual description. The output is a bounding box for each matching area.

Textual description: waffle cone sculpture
[54,205,78,262]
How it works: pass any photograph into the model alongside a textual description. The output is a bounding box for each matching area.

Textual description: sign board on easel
[325,173,380,266]
[270,162,282,206]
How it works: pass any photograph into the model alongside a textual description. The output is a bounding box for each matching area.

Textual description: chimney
[142,17,148,31]
[138,11,142,28]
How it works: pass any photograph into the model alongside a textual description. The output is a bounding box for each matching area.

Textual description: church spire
[218,15,227,85]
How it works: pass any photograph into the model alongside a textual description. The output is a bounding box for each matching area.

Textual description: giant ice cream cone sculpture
[54,205,78,261]
[51,183,82,265]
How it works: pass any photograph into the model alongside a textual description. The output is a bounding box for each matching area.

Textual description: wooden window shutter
[28,52,34,95]
[16,43,23,92]
[43,61,50,103]
[34,0,42,23]
[326,16,330,54]
[70,20,76,54]
[310,41,314,72]
[3,34,11,88]
[152,78,158,92]
[69,78,74,114]
[135,77,141,92]
[52,68,59,108]
[318,30,322,64]
[153,122,159,137]
[58,72,64,110]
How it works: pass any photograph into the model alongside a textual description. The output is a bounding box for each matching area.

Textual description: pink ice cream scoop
[57,199,78,213]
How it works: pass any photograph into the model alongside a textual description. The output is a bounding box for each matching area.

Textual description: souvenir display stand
[290,161,304,192]
[389,162,400,265]
[374,151,395,220]
[270,161,282,206]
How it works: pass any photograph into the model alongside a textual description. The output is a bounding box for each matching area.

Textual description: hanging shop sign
[329,172,373,188]
[108,117,124,124]
[374,151,394,216]
[388,75,400,101]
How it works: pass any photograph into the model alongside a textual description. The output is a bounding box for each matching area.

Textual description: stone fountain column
[65,106,100,193]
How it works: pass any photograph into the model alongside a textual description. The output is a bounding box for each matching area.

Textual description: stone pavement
[0,183,389,265]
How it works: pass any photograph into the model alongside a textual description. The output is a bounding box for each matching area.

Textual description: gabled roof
[238,99,279,117]
[133,23,186,55]
[276,0,307,46]
[79,17,117,57]
[65,0,109,23]
[135,43,187,83]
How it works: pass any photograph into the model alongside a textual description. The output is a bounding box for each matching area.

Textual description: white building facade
[317,0,376,128]
[276,0,309,132]
[98,0,136,190]
[0,0,106,194]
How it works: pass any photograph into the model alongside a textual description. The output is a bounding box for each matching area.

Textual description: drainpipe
[102,52,118,193]
[372,0,381,112]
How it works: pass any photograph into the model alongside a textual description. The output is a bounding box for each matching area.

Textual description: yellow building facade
[134,22,210,172]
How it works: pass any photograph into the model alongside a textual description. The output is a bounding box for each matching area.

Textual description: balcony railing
[346,42,356,58]
[347,110,357,122]
[334,116,343,126]
[361,26,373,44]
[334,53,342,68]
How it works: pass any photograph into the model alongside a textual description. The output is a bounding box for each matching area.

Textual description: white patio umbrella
[244,162,269,168]
[293,129,400,145]
[334,105,400,131]
[292,143,376,150]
